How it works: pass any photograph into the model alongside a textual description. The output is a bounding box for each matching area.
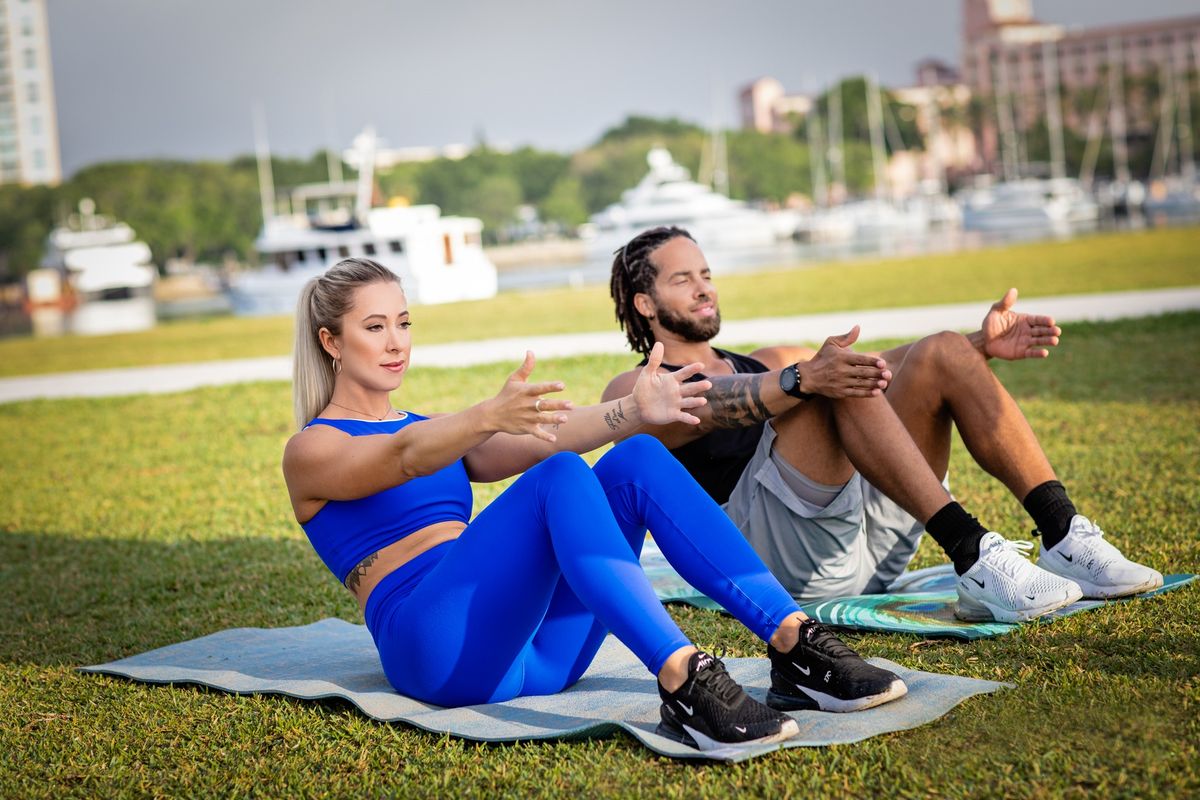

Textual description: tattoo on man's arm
[708,375,773,428]
[603,400,628,431]
[345,551,379,592]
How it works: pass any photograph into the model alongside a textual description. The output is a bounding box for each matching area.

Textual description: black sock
[925,501,988,575]
[1023,480,1077,550]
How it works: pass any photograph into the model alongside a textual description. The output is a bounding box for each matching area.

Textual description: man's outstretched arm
[601,326,891,448]
[873,287,1063,367]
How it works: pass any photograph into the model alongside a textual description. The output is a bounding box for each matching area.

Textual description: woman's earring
[331,357,342,375]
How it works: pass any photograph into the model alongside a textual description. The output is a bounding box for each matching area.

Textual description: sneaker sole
[955,583,1083,623]
[1069,573,1164,600]
[766,678,908,713]
[1035,560,1165,600]
[655,719,801,751]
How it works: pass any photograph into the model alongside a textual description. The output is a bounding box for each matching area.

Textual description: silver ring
[535,399,543,413]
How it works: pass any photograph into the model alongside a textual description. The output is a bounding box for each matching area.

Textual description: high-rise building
[0,0,61,185]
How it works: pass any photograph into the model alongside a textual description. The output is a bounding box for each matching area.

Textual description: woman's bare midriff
[347,520,465,608]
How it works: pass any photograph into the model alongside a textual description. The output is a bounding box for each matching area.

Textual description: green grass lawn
[1,225,1198,378]
[1,312,1197,798]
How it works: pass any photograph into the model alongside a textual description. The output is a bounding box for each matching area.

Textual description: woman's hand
[631,342,711,426]
[483,351,571,442]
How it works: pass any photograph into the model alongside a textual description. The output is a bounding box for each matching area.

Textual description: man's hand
[980,288,1061,361]
[797,326,892,398]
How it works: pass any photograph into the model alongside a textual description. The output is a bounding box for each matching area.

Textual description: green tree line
[1,73,1194,282]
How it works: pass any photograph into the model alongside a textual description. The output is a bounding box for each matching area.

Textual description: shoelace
[1072,518,1107,541]
[690,656,743,706]
[1067,518,1118,569]
[986,537,1037,576]
[801,621,857,659]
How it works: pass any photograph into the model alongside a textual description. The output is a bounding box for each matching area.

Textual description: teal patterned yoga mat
[641,538,1196,641]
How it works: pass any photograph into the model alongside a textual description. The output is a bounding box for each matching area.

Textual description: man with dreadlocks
[602,226,1162,628]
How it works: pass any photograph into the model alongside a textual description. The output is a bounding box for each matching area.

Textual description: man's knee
[904,330,980,376]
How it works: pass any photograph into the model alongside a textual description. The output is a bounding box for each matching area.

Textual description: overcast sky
[46,0,1199,175]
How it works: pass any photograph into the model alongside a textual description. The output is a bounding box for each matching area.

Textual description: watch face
[781,365,798,394]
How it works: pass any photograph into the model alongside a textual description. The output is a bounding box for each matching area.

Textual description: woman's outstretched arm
[462,343,711,483]
[283,353,566,517]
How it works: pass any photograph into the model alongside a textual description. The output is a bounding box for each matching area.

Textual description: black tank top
[645,347,770,504]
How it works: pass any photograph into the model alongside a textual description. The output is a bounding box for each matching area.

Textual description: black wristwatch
[779,363,815,400]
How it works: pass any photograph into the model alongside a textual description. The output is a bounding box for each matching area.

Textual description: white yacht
[230,130,497,316]
[34,198,158,335]
[959,178,1099,232]
[236,194,498,316]
[41,198,156,301]
[584,147,782,257]
[794,196,942,243]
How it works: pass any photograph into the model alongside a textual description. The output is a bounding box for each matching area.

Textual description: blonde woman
[282,258,905,752]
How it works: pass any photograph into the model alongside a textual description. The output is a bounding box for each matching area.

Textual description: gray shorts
[722,420,931,602]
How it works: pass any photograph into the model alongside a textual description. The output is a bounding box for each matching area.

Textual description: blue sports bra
[299,413,473,583]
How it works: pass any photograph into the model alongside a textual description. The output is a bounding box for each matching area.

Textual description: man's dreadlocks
[608,226,695,355]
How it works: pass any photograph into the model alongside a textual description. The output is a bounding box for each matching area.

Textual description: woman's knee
[596,434,677,479]
[529,450,591,480]
[613,433,670,461]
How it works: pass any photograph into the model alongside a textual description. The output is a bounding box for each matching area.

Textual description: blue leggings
[365,435,801,707]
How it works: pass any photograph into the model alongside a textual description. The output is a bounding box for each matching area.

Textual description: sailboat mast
[1107,37,1131,185]
[253,105,276,227]
[713,127,729,198]
[354,127,377,223]
[1150,60,1175,181]
[993,54,1020,181]
[324,94,344,185]
[1175,39,1196,183]
[828,82,845,201]
[1042,40,1066,180]
[925,88,946,194]
[805,103,829,207]
[866,74,888,200]
[1079,82,1108,188]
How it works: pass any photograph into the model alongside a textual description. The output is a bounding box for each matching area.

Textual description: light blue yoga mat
[81,618,1008,763]
[643,539,1197,641]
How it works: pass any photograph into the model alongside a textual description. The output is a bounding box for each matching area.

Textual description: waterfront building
[891,59,982,193]
[0,0,60,185]
[739,77,812,135]
[341,127,477,171]
[961,0,1200,173]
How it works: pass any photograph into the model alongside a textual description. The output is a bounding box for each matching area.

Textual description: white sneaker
[955,532,1083,622]
[1037,515,1164,599]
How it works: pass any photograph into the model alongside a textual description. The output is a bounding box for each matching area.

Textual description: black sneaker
[656,651,800,751]
[766,620,907,712]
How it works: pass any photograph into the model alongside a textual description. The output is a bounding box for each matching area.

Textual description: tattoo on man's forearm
[603,400,628,431]
[708,375,773,428]
[345,551,379,592]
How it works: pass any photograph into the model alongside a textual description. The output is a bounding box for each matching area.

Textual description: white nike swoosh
[792,662,811,676]
[735,726,747,733]
[677,701,693,716]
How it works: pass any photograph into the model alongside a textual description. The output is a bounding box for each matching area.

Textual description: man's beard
[654,299,721,343]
